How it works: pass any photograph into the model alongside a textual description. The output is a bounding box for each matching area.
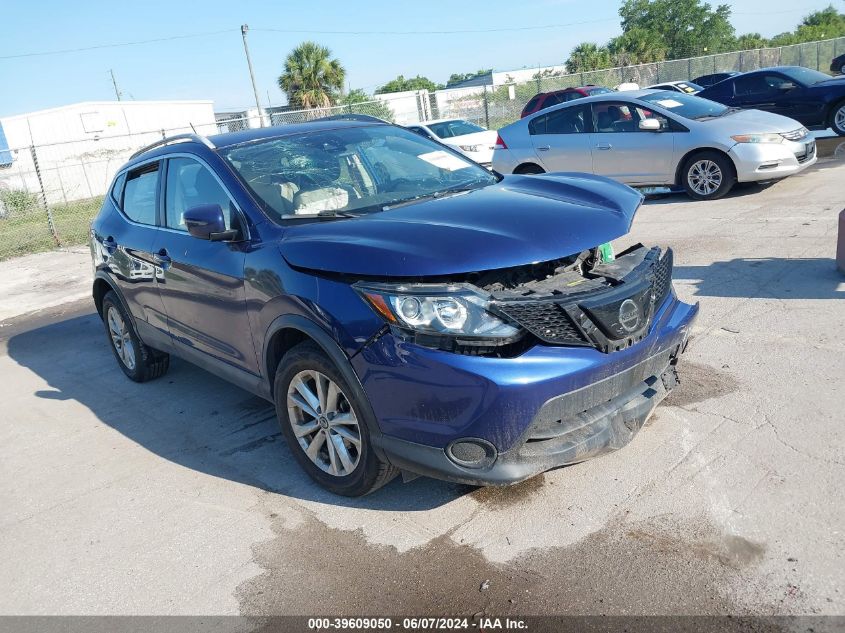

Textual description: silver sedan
[493,90,817,200]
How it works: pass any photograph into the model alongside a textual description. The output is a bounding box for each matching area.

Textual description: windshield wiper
[718,106,743,117]
[280,210,361,220]
[382,181,487,211]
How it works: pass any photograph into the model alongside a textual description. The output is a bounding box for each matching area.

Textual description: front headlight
[355,282,520,341]
[730,133,783,144]
[458,144,482,152]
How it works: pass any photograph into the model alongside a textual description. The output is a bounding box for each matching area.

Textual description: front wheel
[274,342,398,496]
[830,100,845,136]
[681,151,736,201]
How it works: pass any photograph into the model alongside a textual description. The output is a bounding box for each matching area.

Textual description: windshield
[586,87,612,95]
[639,91,729,120]
[221,125,497,222]
[780,66,831,86]
[426,120,487,138]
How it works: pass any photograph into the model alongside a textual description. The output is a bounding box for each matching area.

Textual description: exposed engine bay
[460,243,658,300]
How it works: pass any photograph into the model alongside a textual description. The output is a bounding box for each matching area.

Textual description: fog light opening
[446,438,498,469]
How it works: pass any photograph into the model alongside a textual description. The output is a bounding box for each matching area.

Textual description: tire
[829,99,845,137]
[681,151,736,201]
[274,341,398,496]
[515,163,545,175]
[101,291,169,382]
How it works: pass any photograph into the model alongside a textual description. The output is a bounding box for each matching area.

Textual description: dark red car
[520,86,612,118]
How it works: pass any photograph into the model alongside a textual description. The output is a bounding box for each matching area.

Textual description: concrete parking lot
[0,147,843,621]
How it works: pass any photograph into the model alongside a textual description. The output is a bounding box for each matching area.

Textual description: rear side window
[122,163,159,225]
[529,104,589,135]
[524,95,543,113]
[110,172,127,206]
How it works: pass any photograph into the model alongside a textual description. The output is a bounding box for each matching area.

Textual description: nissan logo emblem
[618,299,640,332]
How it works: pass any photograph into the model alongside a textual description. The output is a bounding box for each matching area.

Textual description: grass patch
[0,196,103,260]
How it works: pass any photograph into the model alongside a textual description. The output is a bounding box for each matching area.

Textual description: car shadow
[642,181,776,205]
[673,257,844,300]
[5,309,470,511]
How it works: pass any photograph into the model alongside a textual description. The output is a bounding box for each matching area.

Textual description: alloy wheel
[688,159,723,196]
[286,370,361,477]
[834,104,845,134]
[107,306,136,371]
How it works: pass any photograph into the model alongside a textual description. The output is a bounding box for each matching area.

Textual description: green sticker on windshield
[598,242,614,262]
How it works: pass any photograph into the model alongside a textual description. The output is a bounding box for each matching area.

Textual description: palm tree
[566,43,612,74]
[278,41,345,109]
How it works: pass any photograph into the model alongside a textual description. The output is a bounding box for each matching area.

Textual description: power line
[0,29,236,60]
[250,17,619,36]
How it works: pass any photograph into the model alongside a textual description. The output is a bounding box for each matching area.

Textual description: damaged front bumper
[355,292,699,486]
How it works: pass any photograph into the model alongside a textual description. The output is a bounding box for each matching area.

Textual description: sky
[0,0,837,117]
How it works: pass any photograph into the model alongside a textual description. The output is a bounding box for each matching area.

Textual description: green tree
[445,68,492,86]
[618,0,735,59]
[733,33,769,50]
[375,75,443,94]
[278,41,345,109]
[608,27,667,65]
[793,5,845,42]
[339,89,396,122]
[565,43,613,73]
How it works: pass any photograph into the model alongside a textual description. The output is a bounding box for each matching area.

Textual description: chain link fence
[438,37,845,129]
[1,36,843,261]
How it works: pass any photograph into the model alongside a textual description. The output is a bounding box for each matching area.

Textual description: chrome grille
[781,128,808,141]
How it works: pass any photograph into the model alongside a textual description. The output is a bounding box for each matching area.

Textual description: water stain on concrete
[627,528,765,569]
[237,508,774,621]
[468,474,547,508]
[665,361,739,408]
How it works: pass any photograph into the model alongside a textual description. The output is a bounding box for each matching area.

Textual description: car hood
[280,173,643,277]
[438,130,498,147]
[698,107,809,134]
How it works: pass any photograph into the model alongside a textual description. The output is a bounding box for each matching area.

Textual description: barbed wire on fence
[1,35,843,260]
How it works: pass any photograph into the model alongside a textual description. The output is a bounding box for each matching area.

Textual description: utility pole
[109,69,122,101]
[241,24,264,127]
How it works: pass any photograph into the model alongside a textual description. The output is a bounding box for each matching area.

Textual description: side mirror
[639,118,662,132]
[183,204,237,241]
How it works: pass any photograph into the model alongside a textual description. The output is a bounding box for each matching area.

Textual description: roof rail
[315,113,389,124]
[130,133,216,160]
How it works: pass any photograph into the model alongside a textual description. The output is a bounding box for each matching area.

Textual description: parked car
[831,53,845,75]
[646,80,702,94]
[693,72,740,88]
[697,66,845,136]
[521,86,612,118]
[90,117,697,495]
[406,119,497,166]
[493,90,817,200]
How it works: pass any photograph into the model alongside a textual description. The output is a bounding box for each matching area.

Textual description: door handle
[596,143,613,150]
[536,145,550,151]
[153,249,171,266]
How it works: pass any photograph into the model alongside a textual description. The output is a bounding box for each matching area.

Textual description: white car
[492,90,816,200]
[645,80,703,94]
[406,119,498,167]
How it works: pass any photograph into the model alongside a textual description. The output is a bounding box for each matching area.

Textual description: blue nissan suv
[90,116,698,496]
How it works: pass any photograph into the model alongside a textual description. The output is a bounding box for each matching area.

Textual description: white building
[0,100,216,204]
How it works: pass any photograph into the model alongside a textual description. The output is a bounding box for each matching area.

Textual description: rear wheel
[514,163,545,175]
[681,151,736,200]
[830,100,845,136]
[274,341,398,496]
[101,291,169,382]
